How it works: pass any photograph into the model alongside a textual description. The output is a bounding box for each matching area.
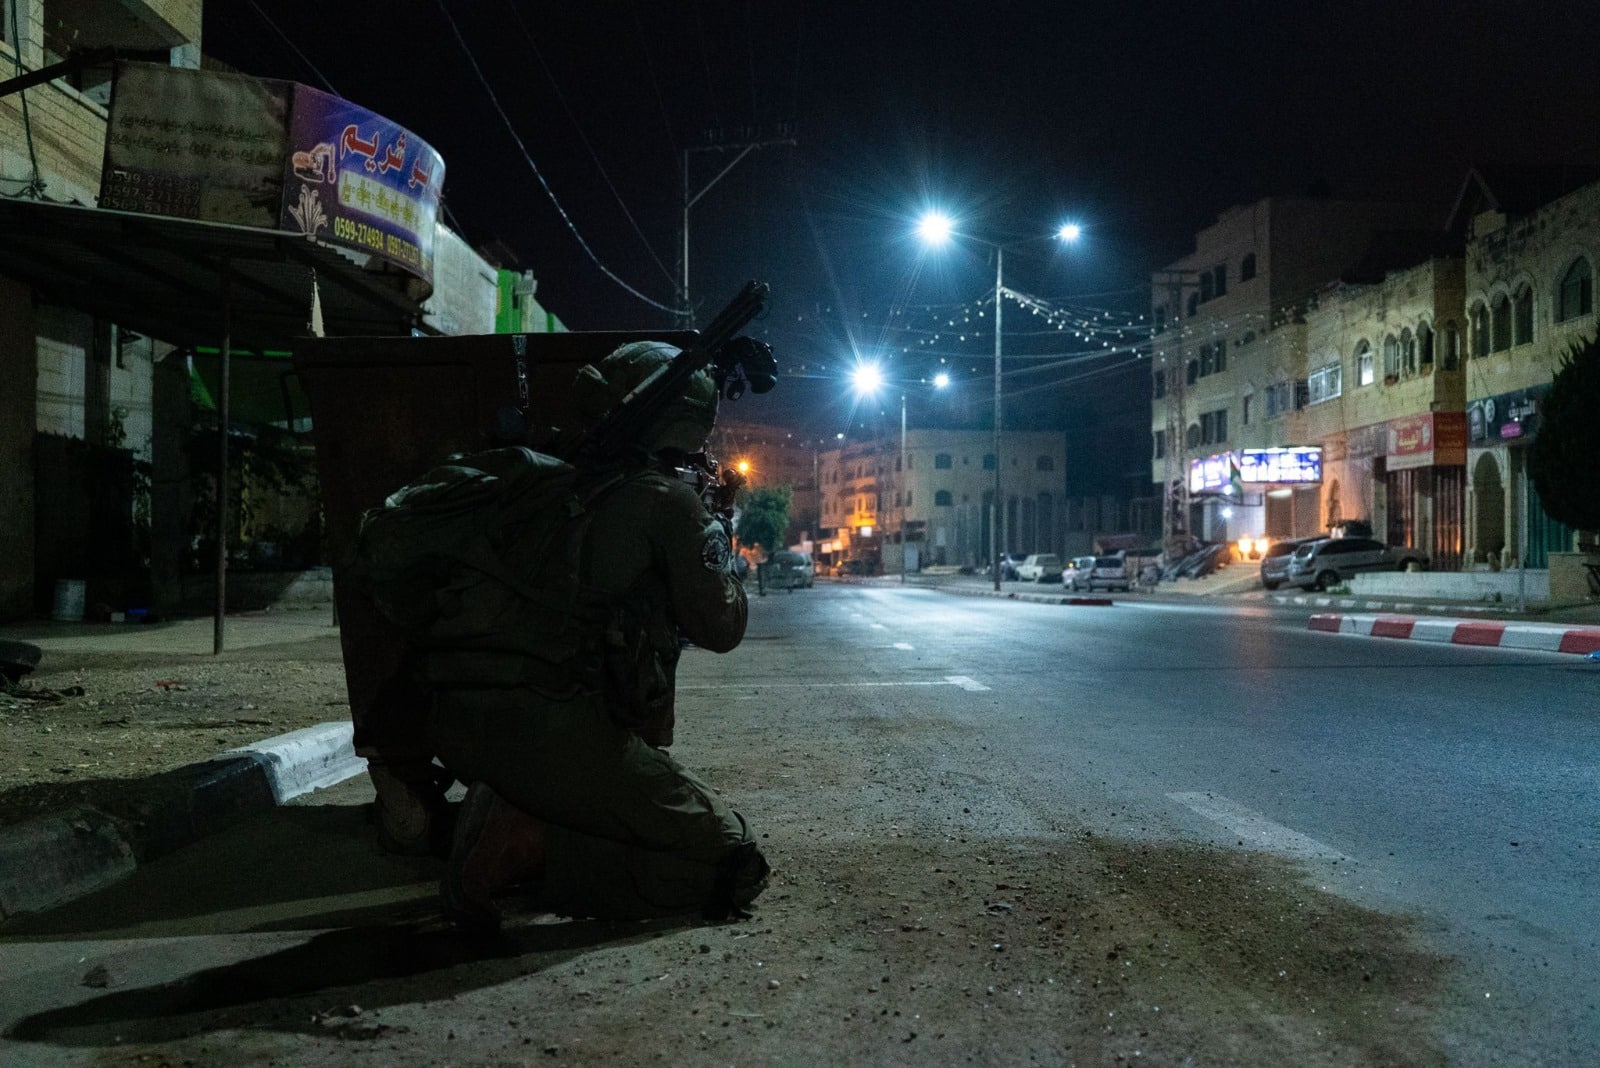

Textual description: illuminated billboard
[1189,448,1321,492]
[100,63,444,283]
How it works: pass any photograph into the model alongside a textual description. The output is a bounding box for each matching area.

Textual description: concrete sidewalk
[0,609,366,921]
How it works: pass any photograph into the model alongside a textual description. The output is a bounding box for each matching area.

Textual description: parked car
[1085,554,1132,592]
[767,550,815,589]
[1062,555,1097,590]
[1015,553,1064,583]
[990,553,1023,581]
[839,558,877,576]
[1286,537,1429,591]
[1258,537,1319,590]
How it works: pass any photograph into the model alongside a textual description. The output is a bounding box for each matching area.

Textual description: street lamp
[916,213,1081,590]
[852,361,949,584]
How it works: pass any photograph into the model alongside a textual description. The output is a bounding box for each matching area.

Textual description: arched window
[1186,358,1199,385]
[1444,321,1460,370]
[1417,321,1434,367]
[1186,423,1201,448]
[1471,302,1490,357]
[934,490,953,507]
[1240,253,1257,281]
[1355,340,1374,386]
[1490,293,1512,351]
[1513,285,1534,345]
[1558,258,1593,321]
[1401,328,1416,375]
[1383,334,1400,379]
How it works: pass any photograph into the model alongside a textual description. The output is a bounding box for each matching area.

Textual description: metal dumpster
[293,329,697,851]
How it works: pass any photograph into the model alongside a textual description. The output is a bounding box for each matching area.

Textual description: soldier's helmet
[572,341,719,453]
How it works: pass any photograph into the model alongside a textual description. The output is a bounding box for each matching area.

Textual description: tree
[735,485,793,556]
[1528,335,1600,537]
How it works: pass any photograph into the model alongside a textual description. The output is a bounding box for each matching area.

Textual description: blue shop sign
[1468,385,1547,446]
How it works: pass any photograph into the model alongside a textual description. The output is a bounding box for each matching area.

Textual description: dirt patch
[0,637,348,828]
[67,837,1449,1066]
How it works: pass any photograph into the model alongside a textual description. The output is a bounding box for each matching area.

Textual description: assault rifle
[561,280,776,466]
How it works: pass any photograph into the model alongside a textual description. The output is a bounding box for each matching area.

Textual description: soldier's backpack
[349,447,621,672]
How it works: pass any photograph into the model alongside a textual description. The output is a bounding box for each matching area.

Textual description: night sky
[204,1,1600,484]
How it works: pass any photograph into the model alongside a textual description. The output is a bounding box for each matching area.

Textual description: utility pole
[679,123,796,328]
[1154,271,1194,559]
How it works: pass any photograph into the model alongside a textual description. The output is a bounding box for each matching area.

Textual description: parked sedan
[1286,537,1429,591]
[1015,553,1064,583]
[1259,537,1320,590]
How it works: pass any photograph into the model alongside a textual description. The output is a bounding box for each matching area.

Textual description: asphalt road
[1,583,1595,1064]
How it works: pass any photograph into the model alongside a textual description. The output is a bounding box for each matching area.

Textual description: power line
[505,0,676,290]
[434,0,681,315]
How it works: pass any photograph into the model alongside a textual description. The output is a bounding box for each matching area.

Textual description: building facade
[816,428,1066,574]
[1458,172,1600,568]
[0,8,556,620]
[1152,196,1455,552]
[1151,173,1600,572]
[1298,256,1467,568]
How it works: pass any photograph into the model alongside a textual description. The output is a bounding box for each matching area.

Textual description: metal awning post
[214,265,232,655]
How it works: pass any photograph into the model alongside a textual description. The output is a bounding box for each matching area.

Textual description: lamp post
[916,214,1080,590]
[852,363,948,584]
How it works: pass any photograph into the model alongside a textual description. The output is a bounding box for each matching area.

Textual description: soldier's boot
[368,763,454,858]
[441,781,547,934]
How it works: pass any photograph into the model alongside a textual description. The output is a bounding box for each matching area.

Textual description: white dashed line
[892,642,914,650]
[944,675,991,691]
[1167,792,1348,861]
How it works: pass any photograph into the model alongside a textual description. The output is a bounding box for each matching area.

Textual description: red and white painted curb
[1309,613,1600,655]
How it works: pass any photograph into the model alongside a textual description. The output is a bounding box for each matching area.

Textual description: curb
[0,722,365,920]
[1308,613,1600,655]
[935,584,1119,606]
[1272,592,1510,615]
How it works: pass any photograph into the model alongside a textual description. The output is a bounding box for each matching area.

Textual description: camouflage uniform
[426,343,767,922]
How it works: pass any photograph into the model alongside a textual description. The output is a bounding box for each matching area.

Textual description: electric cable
[434,0,681,315]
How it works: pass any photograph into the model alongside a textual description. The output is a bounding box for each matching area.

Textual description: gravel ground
[0,607,1455,1065]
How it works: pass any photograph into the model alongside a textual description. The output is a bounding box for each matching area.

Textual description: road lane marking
[1167,792,1349,861]
[680,677,988,691]
[893,642,914,650]
[870,623,886,629]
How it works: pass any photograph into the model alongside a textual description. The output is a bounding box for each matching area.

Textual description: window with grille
[1355,340,1374,386]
